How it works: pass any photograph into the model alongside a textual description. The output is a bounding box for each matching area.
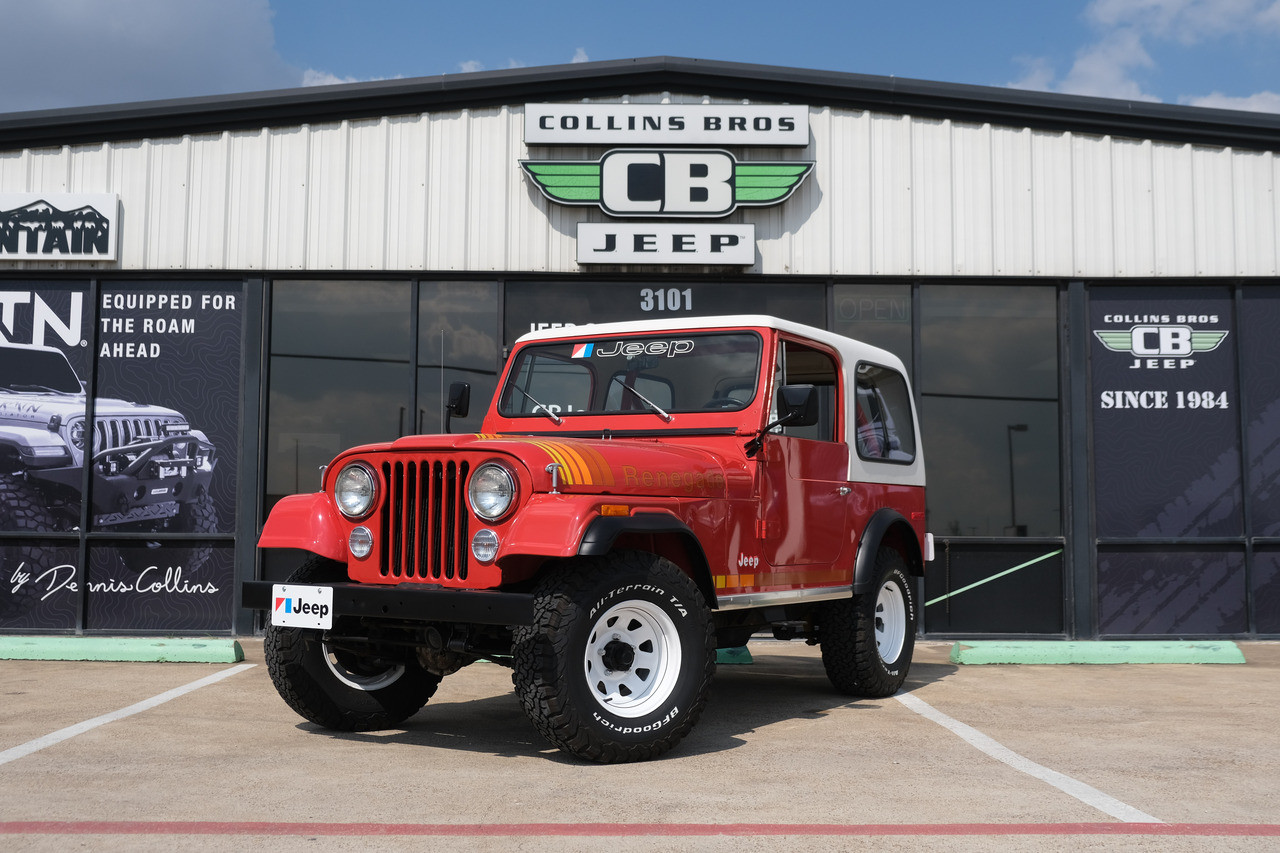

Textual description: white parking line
[895,691,1162,824]
[0,663,256,767]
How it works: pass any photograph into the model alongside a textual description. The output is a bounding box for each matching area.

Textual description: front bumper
[241,580,534,627]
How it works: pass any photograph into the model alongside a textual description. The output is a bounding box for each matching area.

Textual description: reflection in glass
[503,281,824,347]
[272,280,410,360]
[417,282,499,434]
[832,283,912,371]
[919,284,1060,537]
[265,357,408,513]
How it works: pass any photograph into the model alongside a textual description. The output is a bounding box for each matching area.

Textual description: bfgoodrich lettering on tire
[263,555,441,731]
[819,547,916,697]
[512,551,715,763]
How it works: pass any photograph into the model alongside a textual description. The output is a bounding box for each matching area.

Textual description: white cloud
[1010,0,1280,107]
[301,70,360,88]
[1057,28,1160,101]
[0,0,303,112]
[1182,90,1280,112]
[571,48,590,64]
[458,60,485,74]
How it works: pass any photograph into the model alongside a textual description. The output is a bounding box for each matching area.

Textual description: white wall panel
[264,127,309,270]
[990,127,1034,276]
[1193,146,1237,276]
[1151,142,1196,277]
[1030,131,1074,277]
[3,95,1279,278]
[225,129,269,270]
[1111,139,1155,278]
[950,122,994,276]
[912,118,952,276]
[1072,134,1115,277]
[186,133,229,269]
[870,113,914,275]
[1232,150,1276,276]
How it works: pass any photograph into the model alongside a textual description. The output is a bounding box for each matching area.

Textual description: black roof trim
[3,56,1279,152]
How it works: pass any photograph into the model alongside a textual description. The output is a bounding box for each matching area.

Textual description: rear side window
[855,363,916,463]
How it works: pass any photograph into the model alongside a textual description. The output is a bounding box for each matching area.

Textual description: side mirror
[776,384,819,427]
[443,382,471,434]
[744,384,820,457]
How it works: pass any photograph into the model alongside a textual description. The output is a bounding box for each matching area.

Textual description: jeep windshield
[0,346,82,394]
[499,332,761,421]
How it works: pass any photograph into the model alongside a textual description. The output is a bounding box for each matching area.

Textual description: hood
[0,391,184,425]
[376,432,746,499]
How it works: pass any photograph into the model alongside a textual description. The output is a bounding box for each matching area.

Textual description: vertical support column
[1066,280,1096,638]
[233,278,265,636]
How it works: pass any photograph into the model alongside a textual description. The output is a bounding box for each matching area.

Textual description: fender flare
[852,508,924,595]
[578,513,716,607]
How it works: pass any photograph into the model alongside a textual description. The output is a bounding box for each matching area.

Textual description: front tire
[512,551,715,763]
[820,547,917,697]
[264,555,441,731]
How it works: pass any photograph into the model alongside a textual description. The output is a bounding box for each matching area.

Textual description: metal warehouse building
[2,56,1278,639]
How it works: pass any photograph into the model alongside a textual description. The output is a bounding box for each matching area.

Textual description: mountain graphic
[0,199,111,256]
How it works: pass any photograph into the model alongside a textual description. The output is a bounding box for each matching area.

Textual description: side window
[855,363,916,463]
[779,340,839,443]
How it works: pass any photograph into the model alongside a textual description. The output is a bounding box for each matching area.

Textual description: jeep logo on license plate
[271,584,333,630]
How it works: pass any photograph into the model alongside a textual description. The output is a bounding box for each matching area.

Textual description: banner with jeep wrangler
[1,283,242,631]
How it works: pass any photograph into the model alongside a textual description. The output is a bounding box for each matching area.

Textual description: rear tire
[512,551,715,763]
[820,548,916,697]
[264,555,441,731]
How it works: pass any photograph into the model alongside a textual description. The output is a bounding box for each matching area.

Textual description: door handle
[837,486,851,495]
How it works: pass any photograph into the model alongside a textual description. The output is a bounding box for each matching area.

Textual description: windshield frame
[496,330,764,422]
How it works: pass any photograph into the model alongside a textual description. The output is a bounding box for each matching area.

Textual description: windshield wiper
[610,377,673,423]
[508,385,563,425]
[4,383,73,394]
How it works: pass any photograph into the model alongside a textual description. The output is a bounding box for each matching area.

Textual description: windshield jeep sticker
[521,149,813,219]
[591,340,695,358]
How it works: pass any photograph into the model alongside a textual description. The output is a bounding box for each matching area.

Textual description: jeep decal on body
[245,315,930,763]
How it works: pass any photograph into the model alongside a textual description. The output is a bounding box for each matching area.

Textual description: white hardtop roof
[515,314,907,374]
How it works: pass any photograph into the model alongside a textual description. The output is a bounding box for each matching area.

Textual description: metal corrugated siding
[2,98,1278,277]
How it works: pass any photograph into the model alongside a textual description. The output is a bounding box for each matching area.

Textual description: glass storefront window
[417,282,500,435]
[919,284,1060,538]
[503,281,825,348]
[833,283,912,371]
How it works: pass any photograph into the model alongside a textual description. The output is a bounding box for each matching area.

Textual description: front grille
[93,417,179,453]
[379,459,470,582]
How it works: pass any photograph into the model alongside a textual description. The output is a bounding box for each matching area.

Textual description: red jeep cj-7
[244,315,931,763]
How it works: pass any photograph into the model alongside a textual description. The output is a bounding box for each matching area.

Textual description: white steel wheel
[583,599,683,719]
[874,578,908,665]
[323,642,406,692]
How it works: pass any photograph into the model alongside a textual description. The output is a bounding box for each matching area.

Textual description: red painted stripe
[2,822,1279,837]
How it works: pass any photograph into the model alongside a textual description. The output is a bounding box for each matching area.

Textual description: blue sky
[1,0,1278,115]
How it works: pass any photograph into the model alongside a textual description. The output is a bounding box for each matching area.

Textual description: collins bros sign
[522,104,813,265]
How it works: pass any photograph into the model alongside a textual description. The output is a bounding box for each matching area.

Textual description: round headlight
[334,463,377,519]
[468,462,516,520]
[69,420,86,450]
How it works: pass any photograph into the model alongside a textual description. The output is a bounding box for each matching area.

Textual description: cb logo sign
[522,149,813,218]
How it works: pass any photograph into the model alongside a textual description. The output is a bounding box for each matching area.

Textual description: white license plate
[271,584,334,629]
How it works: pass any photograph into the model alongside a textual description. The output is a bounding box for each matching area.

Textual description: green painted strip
[546,187,601,201]
[533,175,601,187]
[524,163,599,175]
[735,176,799,188]
[0,637,245,663]
[950,640,1246,665]
[925,549,1064,607]
[716,646,754,665]
[735,188,790,202]
[735,164,810,176]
